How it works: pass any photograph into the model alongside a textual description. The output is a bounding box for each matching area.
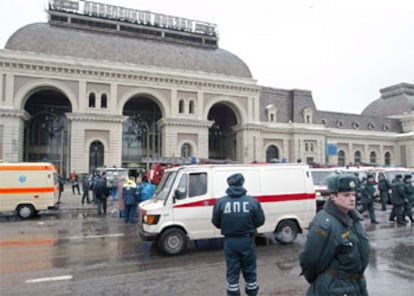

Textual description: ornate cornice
[157,117,213,128]
[0,108,30,120]
[0,51,260,95]
[66,112,127,123]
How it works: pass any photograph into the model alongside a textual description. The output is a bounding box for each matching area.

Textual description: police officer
[402,174,414,225]
[359,174,379,224]
[299,173,370,296]
[378,173,390,211]
[389,174,407,225]
[212,173,265,296]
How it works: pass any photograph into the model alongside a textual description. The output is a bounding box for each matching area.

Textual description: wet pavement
[0,189,413,295]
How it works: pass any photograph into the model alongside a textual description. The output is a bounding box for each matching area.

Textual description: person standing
[118,176,127,218]
[94,173,110,215]
[58,174,65,204]
[299,173,370,296]
[378,173,390,211]
[71,170,80,195]
[402,174,414,225]
[389,174,407,225]
[212,173,265,296]
[359,174,379,224]
[123,176,140,223]
[81,174,91,204]
[138,175,155,201]
[89,172,98,204]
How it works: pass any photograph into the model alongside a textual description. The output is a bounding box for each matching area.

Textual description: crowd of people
[59,170,155,221]
[356,172,414,226]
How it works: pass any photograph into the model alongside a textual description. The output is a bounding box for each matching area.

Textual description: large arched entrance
[24,88,71,176]
[122,95,162,169]
[207,103,238,161]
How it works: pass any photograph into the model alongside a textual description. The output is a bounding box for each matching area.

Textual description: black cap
[396,174,403,179]
[227,173,245,186]
[367,174,374,179]
[403,174,412,180]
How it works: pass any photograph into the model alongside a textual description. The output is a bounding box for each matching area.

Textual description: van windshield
[311,171,336,186]
[153,171,177,201]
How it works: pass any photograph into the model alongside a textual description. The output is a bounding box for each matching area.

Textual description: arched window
[88,92,96,108]
[189,100,194,114]
[338,150,345,166]
[384,152,391,165]
[354,150,361,164]
[181,143,192,158]
[266,145,279,162]
[89,141,104,173]
[179,99,184,113]
[369,151,377,164]
[101,93,107,108]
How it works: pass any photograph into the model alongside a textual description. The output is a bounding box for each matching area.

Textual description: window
[352,121,360,129]
[354,150,361,164]
[179,99,184,113]
[384,152,391,165]
[303,108,313,123]
[368,122,375,130]
[189,100,194,114]
[188,173,207,197]
[101,93,107,108]
[337,120,343,128]
[338,150,345,166]
[370,151,377,164]
[266,145,279,162]
[180,143,192,158]
[265,104,277,122]
[88,92,96,108]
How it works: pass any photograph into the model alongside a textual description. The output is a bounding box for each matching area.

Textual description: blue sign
[19,175,27,183]
[327,143,337,156]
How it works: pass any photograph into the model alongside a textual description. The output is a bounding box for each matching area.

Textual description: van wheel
[158,227,186,255]
[274,220,298,244]
[16,204,35,219]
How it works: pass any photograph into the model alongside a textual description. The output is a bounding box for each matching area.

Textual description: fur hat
[227,173,245,186]
[327,173,358,193]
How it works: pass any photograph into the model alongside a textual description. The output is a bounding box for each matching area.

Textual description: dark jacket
[123,180,140,206]
[299,198,369,296]
[378,178,390,192]
[94,177,110,200]
[359,180,376,204]
[211,185,265,237]
[391,180,406,205]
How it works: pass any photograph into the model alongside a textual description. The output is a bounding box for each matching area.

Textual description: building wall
[0,50,413,171]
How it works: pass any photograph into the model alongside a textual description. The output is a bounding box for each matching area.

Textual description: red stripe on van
[0,187,55,194]
[173,193,315,208]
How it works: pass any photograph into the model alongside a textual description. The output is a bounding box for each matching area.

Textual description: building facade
[0,0,413,176]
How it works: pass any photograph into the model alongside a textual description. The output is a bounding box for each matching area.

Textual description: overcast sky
[1,0,413,114]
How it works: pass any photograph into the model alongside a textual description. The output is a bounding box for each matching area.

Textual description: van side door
[172,171,218,240]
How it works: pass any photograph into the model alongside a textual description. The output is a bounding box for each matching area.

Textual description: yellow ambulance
[0,162,59,218]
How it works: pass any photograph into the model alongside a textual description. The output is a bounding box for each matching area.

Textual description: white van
[0,162,59,218]
[138,163,316,255]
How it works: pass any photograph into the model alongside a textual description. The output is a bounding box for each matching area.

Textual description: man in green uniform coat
[378,173,390,211]
[359,174,379,224]
[299,173,370,296]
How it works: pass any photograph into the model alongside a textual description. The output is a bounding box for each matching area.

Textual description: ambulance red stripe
[173,193,315,208]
